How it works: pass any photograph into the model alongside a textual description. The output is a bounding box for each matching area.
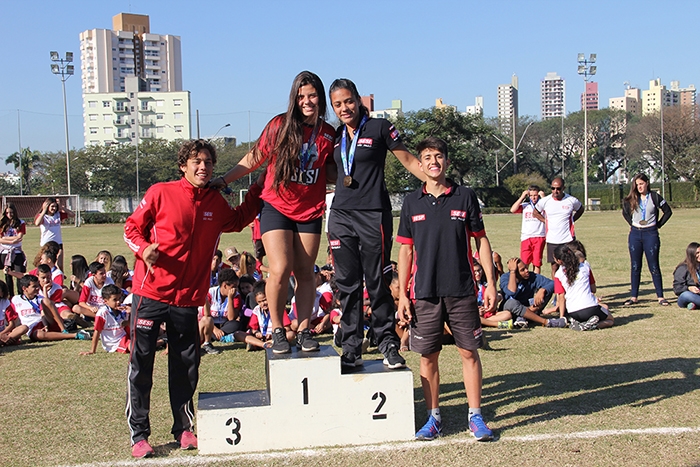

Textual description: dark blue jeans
[628,226,663,298]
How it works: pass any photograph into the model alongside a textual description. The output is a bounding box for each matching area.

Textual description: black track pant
[126,295,200,445]
[329,209,399,355]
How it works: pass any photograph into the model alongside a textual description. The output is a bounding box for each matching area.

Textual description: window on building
[104,127,112,134]
[173,99,182,106]
[89,114,97,121]
[103,101,111,108]
[175,126,183,133]
[88,101,97,108]
[157,127,164,134]
[104,114,111,121]
[90,127,98,134]
[116,102,125,111]
[156,100,164,107]
[157,113,164,120]
[174,112,183,120]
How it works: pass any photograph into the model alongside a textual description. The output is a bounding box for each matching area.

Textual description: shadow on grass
[610,313,654,326]
[0,341,53,355]
[435,357,700,435]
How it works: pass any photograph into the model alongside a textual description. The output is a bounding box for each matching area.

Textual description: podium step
[197,345,415,454]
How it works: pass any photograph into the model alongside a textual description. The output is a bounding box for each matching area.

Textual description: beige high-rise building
[670,81,696,111]
[497,74,518,132]
[80,13,182,95]
[642,79,679,115]
[609,87,642,116]
[541,72,565,120]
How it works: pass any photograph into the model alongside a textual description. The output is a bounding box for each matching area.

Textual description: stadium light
[577,52,597,210]
[50,50,74,195]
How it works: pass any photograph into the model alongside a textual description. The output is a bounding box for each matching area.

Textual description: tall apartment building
[79,13,189,146]
[609,87,642,116]
[80,13,182,94]
[435,98,457,111]
[497,74,518,132]
[361,94,375,112]
[670,81,696,110]
[580,82,599,111]
[466,96,484,116]
[370,100,403,120]
[541,72,565,120]
[83,77,191,146]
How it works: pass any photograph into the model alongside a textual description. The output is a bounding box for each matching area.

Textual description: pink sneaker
[178,430,198,450]
[131,439,154,458]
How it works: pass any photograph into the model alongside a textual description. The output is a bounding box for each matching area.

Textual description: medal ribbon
[261,311,271,337]
[640,195,648,222]
[23,295,42,314]
[300,125,320,172]
[340,115,368,178]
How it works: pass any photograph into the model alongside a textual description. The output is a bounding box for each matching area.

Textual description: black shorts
[260,201,322,235]
[410,295,483,355]
[546,242,570,264]
[566,305,609,322]
[216,320,242,335]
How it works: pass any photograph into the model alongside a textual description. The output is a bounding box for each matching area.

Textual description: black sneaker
[341,351,363,368]
[383,344,406,369]
[297,329,320,352]
[201,342,222,355]
[271,327,291,354]
[63,318,78,333]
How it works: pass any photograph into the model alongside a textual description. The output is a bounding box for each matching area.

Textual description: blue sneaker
[415,415,441,441]
[468,414,493,441]
[219,334,235,343]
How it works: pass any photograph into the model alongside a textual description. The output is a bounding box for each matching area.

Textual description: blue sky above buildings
[0,0,696,171]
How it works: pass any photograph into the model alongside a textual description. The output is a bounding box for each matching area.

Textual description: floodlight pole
[577,52,597,210]
[51,51,74,195]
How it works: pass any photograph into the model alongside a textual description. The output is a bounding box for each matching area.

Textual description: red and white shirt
[199,286,242,325]
[289,282,333,321]
[94,305,130,352]
[37,282,70,313]
[540,194,582,244]
[514,200,545,241]
[249,306,291,337]
[39,211,68,245]
[554,261,598,313]
[79,276,114,307]
[0,298,14,332]
[0,220,26,254]
[11,294,43,334]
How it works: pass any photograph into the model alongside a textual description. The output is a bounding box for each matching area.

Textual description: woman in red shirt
[213,71,335,354]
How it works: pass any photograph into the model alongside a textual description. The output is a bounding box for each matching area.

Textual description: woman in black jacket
[672,242,700,309]
[621,173,672,306]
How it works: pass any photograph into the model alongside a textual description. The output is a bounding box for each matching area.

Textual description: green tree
[5,147,40,194]
[391,107,495,191]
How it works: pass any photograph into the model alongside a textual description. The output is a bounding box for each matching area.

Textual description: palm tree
[6,147,40,194]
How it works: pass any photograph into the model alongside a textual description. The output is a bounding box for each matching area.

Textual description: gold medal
[343,176,353,187]
[639,220,648,226]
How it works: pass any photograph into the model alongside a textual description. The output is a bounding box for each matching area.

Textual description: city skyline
[0,0,697,174]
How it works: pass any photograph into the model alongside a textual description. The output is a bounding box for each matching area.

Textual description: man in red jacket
[124,139,263,458]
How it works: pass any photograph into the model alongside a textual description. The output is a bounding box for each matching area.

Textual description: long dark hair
[254,71,327,192]
[682,242,700,285]
[624,173,650,213]
[554,244,579,286]
[0,203,21,233]
[71,255,89,287]
[110,255,130,288]
[329,78,370,122]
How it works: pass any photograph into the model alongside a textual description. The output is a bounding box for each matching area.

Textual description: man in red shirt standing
[124,139,263,458]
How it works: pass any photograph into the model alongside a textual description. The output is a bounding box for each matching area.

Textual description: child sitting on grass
[199,268,243,355]
[553,243,614,331]
[0,279,23,345]
[74,261,114,319]
[224,280,294,351]
[11,274,90,342]
[80,284,131,355]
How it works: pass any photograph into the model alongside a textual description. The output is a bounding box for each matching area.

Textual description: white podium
[197,345,415,454]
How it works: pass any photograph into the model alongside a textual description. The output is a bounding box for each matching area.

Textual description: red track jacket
[124,177,262,307]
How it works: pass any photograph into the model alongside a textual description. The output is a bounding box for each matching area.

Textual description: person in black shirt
[328,78,424,369]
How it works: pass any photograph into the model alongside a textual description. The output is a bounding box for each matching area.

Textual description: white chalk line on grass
[57,426,700,467]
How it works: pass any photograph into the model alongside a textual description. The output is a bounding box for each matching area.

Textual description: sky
[0,0,698,174]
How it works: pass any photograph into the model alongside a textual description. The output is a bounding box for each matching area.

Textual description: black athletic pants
[126,295,200,445]
[329,208,399,355]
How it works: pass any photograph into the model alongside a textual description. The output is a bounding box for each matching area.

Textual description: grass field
[3,209,700,467]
